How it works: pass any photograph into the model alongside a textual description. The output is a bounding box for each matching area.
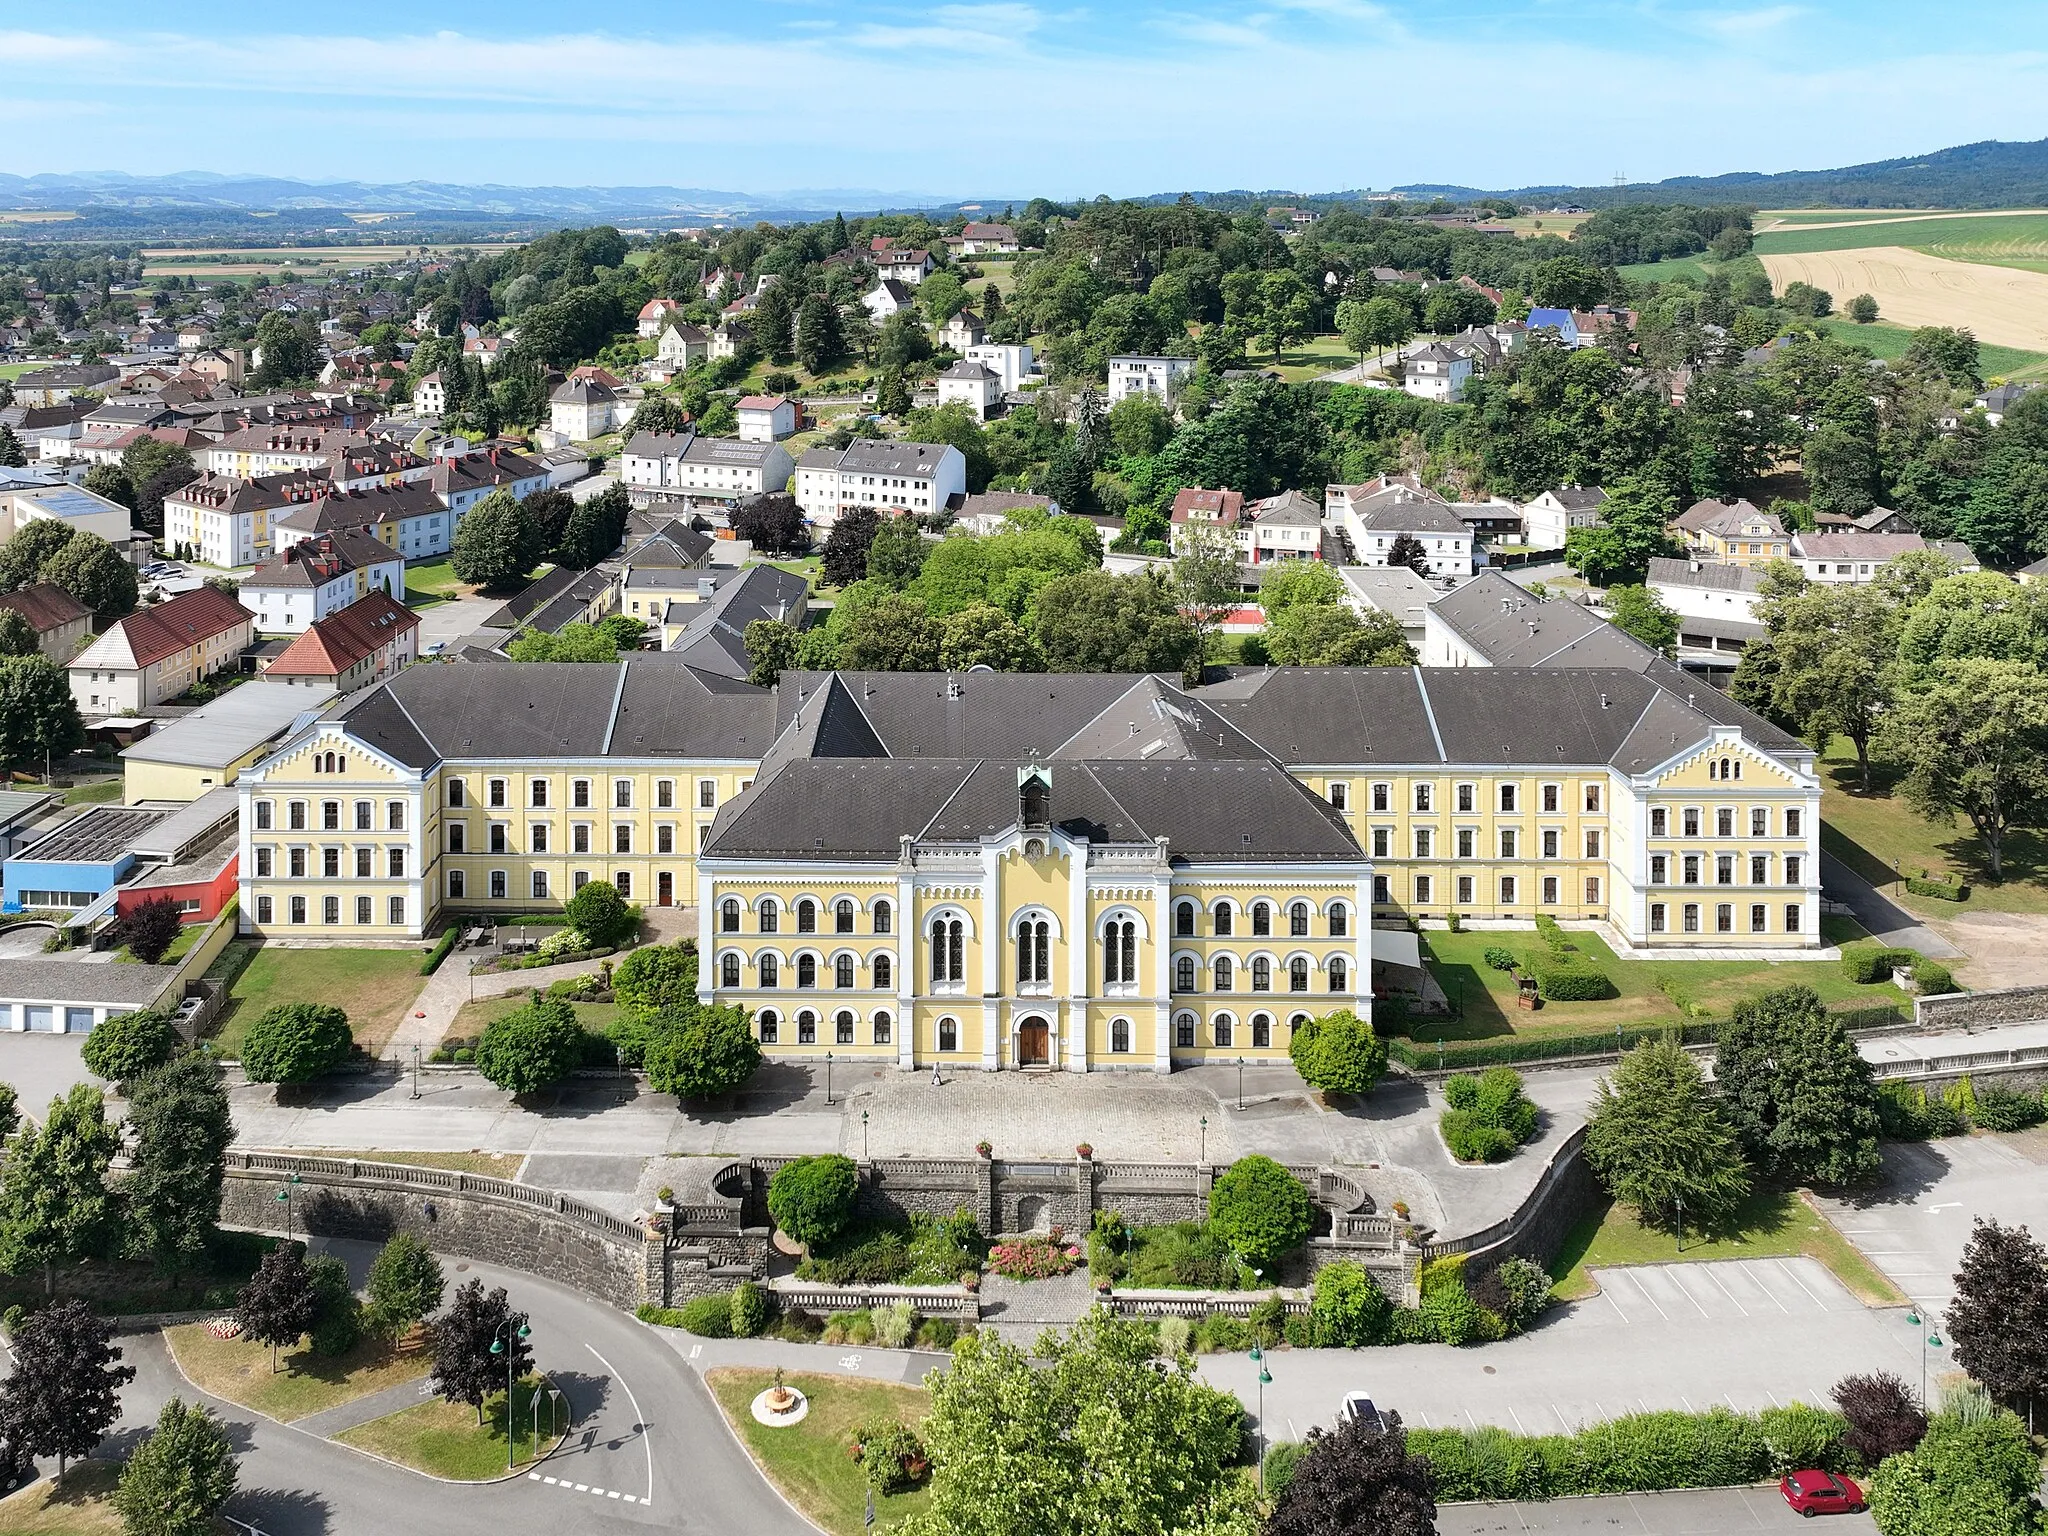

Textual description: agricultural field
[1495,213,1590,239]
[1757,245,2048,353]
[140,241,520,277]
[1753,210,2048,257]
[1809,316,2048,381]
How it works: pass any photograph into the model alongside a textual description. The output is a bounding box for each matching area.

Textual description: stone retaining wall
[1420,1126,1601,1285]
[1917,985,2048,1032]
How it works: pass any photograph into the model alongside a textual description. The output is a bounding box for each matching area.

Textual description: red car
[1779,1470,1865,1517]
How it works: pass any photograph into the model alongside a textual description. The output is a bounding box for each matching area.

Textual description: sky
[3,1,2048,200]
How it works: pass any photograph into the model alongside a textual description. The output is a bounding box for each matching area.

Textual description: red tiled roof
[1169,486,1245,525]
[0,582,88,635]
[101,586,251,669]
[735,395,791,412]
[264,589,418,677]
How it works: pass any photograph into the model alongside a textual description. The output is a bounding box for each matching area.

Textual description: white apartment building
[1523,487,1609,552]
[936,361,1001,421]
[792,440,968,530]
[619,429,795,506]
[1325,478,1475,578]
[1107,355,1195,406]
[963,343,1035,393]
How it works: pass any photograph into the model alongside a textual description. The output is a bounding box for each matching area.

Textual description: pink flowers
[986,1235,1078,1280]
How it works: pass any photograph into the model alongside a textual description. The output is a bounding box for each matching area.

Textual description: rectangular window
[1584,783,1602,813]
[1716,855,1734,885]
[356,895,372,924]
[1498,876,1517,905]
[1541,783,1559,813]
[1499,783,1517,812]
[1456,828,1474,859]
[573,824,590,854]
[1683,854,1700,884]
[1541,829,1559,859]
[1371,782,1390,812]
[1650,854,1667,883]
[529,824,548,854]
[448,870,465,899]
[1650,902,1666,933]
[1716,903,1734,934]
[1683,903,1700,933]
[1371,828,1390,859]
[1584,830,1601,858]
[447,823,466,853]
[489,824,507,854]
[1584,876,1601,903]
[1751,808,1769,837]
[255,801,274,831]
[322,801,340,831]
[288,847,306,878]
[355,847,372,878]
[531,778,548,808]
[657,825,674,854]
[1327,781,1348,811]
[1372,875,1389,905]
[1750,903,1768,934]
[1498,829,1517,859]
[614,779,632,808]
[1414,874,1432,903]
[389,896,405,925]
[533,871,549,899]
[256,895,273,924]
[447,780,466,808]
[1785,902,1802,933]
[615,825,632,854]
[255,847,273,878]
[573,779,591,808]
[1541,876,1559,905]
[490,870,507,900]
[1456,875,1474,904]
[322,848,340,878]
[1786,808,1803,837]
[1650,807,1667,837]
[1750,855,1768,884]
[1717,807,1734,838]
[1785,855,1802,885]
[1683,808,1700,837]
[698,779,716,809]
[388,801,405,831]
[289,800,307,830]
[488,779,506,808]
[290,896,306,924]
[1413,783,1432,813]
[322,895,340,925]
[1413,828,1432,858]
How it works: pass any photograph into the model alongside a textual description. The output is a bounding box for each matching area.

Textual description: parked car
[1779,1470,1865,1517]
[1337,1394,1384,1432]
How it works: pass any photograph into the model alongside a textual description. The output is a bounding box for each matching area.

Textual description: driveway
[1819,850,1961,959]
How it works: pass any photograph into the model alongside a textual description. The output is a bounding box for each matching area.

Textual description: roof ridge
[1410,667,1448,762]
[380,680,439,764]
[915,758,985,842]
[1079,760,1147,841]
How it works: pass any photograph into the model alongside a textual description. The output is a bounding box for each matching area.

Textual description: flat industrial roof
[12,805,165,866]
[120,682,334,769]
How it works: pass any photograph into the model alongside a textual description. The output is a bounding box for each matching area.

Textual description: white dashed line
[574,1484,589,1492]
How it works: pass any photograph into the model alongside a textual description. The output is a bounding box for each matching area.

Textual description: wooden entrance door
[657,872,673,907]
[1017,1017,1050,1066]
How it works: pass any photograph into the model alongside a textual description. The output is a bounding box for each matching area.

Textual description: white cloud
[1674,5,1805,39]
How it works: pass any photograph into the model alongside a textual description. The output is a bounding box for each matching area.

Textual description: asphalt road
[1439,1485,1875,1534]
[98,1238,812,1536]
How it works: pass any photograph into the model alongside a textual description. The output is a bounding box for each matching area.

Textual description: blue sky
[3,2,2046,198]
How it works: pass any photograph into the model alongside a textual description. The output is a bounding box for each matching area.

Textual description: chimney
[1600,693,1611,709]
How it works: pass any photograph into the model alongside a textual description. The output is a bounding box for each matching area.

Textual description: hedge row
[1386,1020,1723,1071]
[1903,874,1967,902]
[1411,1403,1849,1502]
[1529,916,1613,1002]
[420,928,459,976]
[1880,1077,2048,1138]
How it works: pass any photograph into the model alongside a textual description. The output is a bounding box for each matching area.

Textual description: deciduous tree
[1830,1372,1926,1467]
[1603,584,1678,659]
[115,1397,238,1536]
[820,506,882,589]
[365,1233,445,1340]
[936,603,1037,671]
[1878,656,2048,880]
[124,1050,233,1272]
[743,617,798,686]
[236,1246,317,1371]
[1867,1405,2043,1536]
[1208,1155,1312,1273]
[475,998,588,1096]
[1265,1411,1437,1536]
[0,1085,120,1292]
[120,895,184,965]
[1029,569,1198,675]
[450,489,536,592]
[643,1002,763,1100]
[729,492,809,555]
[1714,985,1881,1188]
[0,1300,133,1482]
[0,654,82,770]
[1947,1217,2048,1415]
[430,1280,531,1424]
[79,1007,179,1083]
[239,1003,352,1085]
[1288,1009,1389,1096]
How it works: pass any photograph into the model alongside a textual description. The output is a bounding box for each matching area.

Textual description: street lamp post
[1906,1309,1943,1409]
[1249,1343,1272,1493]
[861,1109,869,1161]
[411,1043,421,1100]
[826,1051,834,1107]
[1235,1056,1244,1111]
[275,1172,302,1245]
[489,1320,533,1471]
[1199,1115,1207,1167]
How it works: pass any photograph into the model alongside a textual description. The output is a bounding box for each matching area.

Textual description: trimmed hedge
[1904,874,1967,902]
[1841,947,1918,984]
[1911,960,1957,996]
[1531,960,1614,1001]
[420,927,458,976]
[1410,1403,1849,1502]
[1388,1020,1721,1072]
[1482,946,1517,972]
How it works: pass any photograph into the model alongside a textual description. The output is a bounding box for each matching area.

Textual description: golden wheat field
[1758,246,2048,353]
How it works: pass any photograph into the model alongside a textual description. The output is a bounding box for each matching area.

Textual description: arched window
[1213,956,1233,992]
[1289,902,1309,937]
[758,1009,779,1044]
[797,1010,817,1044]
[797,954,817,988]
[938,1016,959,1052]
[874,900,892,934]
[873,1011,892,1045]
[1289,956,1310,992]
[931,918,964,984]
[797,899,817,934]
[1251,902,1271,937]
[758,953,778,988]
[1175,956,1196,993]
[1017,918,1050,986]
[720,898,740,933]
[835,954,855,989]
[1111,1018,1132,1054]
[759,901,779,935]
[874,954,892,990]
[1328,902,1348,938]
[1252,1013,1272,1048]
[1329,957,1348,992]
[1175,901,1196,937]
[1103,919,1137,987]
[835,899,855,933]
[1251,957,1272,992]
[836,1010,855,1044]
[1175,1013,1197,1049]
[720,953,740,987]
[1213,904,1234,937]
[1214,1014,1234,1047]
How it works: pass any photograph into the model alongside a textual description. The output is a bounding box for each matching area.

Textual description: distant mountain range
[5,136,2048,236]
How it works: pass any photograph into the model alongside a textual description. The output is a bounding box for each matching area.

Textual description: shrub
[1531,959,1613,1001]
[872,1300,915,1349]
[677,1293,733,1338]
[1971,1083,2046,1132]
[1288,1008,1389,1094]
[797,1221,909,1284]
[612,942,698,1014]
[1156,1316,1193,1357]
[768,1154,860,1249]
[1192,1311,1252,1352]
[1308,1260,1392,1347]
[241,1002,352,1083]
[1263,1440,1309,1499]
[475,997,588,1094]
[1941,1075,1977,1125]
[80,1008,180,1083]
[564,880,639,949]
[1830,1372,1925,1469]
[1123,1222,1241,1290]
[1441,1110,1516,1162]
[1469,1257,1554,1335]
[1482,946,1517,971]
[1912,960,1958,996]
[365,1233,445,1339]
[1249,1294,1286,1347]
[913,1318,959,1350]
[1841,946,1918,984]
[852,1420,927,1495]
[421,927,458,975]
[1440,1066,1540,1161]
[823,1309,876,1345]
[903,1209,985,1285]
[986,1234,1078,1280]
[306,1253,362,1357]
[533,926,590,961]
[120,895,185,964]
[644,1002,763,1099]
[1208,1155,1312,1273]
[729,1281,774,1339]
[1444,911,1461,933]
[1420,1279,1486,1345]
[1903,874,1967,902]
[1758,1403,1847,1476]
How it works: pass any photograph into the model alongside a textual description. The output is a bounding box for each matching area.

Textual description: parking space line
[1507,1405,1527,1433]
[1602,1281,1630,1324]
[1705,1265,1750,1316]
[1664,1267,1713,1317]
[1552,1402,1574,1433]
[1741,1261,1793,1314]
[1776,1258,1829,1309]
[1626,1272,1670,1322]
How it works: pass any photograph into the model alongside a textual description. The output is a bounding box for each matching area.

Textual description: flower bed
[986,1231,1080,1281]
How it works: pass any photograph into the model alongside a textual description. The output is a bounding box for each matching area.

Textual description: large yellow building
[236,661,1822,1071]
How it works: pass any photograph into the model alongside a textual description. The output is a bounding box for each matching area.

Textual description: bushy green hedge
[1903,874,1967,902]
[1882,1076,2047,1137]
[1841,947,1918,984]
[1526,917,1613,1001]
[1410,1403,1848,1501]
[730,1280,774,1338]
[768,1154,860,1248]
[1388,1021,1722,1072]
[1911,960,1957,996]
[1441,1067,1540,1162]
[1482,946,1517,972]
[678,1293,734,1337]
[420,927,459,975]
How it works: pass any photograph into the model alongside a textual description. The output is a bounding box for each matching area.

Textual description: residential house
[654,562,809,670]
[1789,531,1977,584]
[792,440,967,530]
[1337,565,1434,649]
[549,377,622,441]
[1814,506,1916,536]
[955,491,1056,536]
[935,360,1001,421]
[1423,569,1656,670]
[0,583,90,662]
[239,530,405,634]
[735,395,798,443]
[1324,478,1474,577]
[1402,342,1473,403]
[938,310,986,352]
[11,365,118,406]
[620,429,796,507]
[953,222,1019,255]
[0,402,92,462]
[1646,557,1765,672]
[1240,490,1326,564]
[68,586,254,714]
[875,248,935,286]
[1976,382,2037,426]
[638,298,686,340]
[1673,500,1789,567]
[622,521,715,571]
[269,480,450,559]
[485,564,618,635]
[863,279,914,324]
[1168,487,1246,552]
[164,469,332,569]
[1523,486,1609,551]
[1107,355,1194,406]
[655,323,710,372]
[425,445,551,527]
[414,373,447,415]
[261,590,419,693]
[0,483,133,547]
[1523,309,1582,347]
[462,336,504,371]
[710,321,754,362]
[185,349,244,388]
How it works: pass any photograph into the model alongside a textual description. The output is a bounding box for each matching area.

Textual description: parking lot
[1439,1485,1876,1535]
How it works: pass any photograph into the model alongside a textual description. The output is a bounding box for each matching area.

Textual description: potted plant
[766,1367,797,1415]
[975,1139,992,1158]
[960,1270,980,1292]
[1390,1200,1410,1220]
[1075,1142,1093,1160]
[656,1185,675,1205]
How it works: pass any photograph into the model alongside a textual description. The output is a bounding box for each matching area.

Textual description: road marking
[1681,1396,1693,1412]
[1927,1202,1962,1212]
[688,1344,702,1360]
[528,1473,540,1481]
[1626,1273,1670,1323]
[574,1484,589,1492]
[607,1490,621,1498]
[586,1341,656,1509]
[840,1353,864,1370]
[543,1476,557,1484]
[1667,1268,1712,1318]
[1552,1402,1574,1433]
[1601,1284,1629,1324]
[1705,1266,1749,1317]
[1776,1259,1828,1309]
[1507,1405,1527,1433]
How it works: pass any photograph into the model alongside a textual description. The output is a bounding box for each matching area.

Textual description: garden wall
[222,1152,657,1312]
[1421,1125,1602,1283]
[1916,984,2048,1032]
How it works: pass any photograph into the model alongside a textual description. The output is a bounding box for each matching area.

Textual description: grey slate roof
[1429,571,1656,669]
[1646,557,1765,594]
[658,563,809,680]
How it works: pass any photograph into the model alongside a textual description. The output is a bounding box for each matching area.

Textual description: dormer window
[1019,768,1050,830]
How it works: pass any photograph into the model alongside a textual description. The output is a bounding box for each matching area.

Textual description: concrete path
[384,951,613,1061]
[1438,1487,1875,1535]
[1820,849,1962,958]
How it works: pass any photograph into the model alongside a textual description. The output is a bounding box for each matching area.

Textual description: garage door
[24,1007,53,1032]
[65,1007,94,1034]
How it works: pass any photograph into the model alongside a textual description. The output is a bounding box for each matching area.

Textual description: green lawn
[1817,734,2048,915]
[1418,922,1896,1044]
[336,1377,561,1480]
[206,941,431,1057]
[706,1369,932,1536]
[447,995,620,1043]
[1267,333,1364,382]
[115,921,203,965]
[0,1460,122,1535]
[62,779,123,805]
[1618,253,1732,284]
[1808,316,2048,379]
[1754,211,2048,258]
[1551,1190,1905,1306]
[0,362,42,382]
[166,1323,431,1423]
